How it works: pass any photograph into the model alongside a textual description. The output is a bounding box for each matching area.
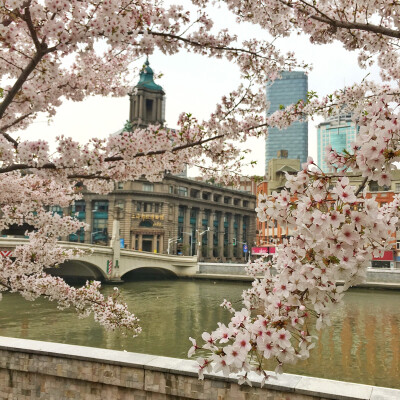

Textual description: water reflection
[0,281,399,389]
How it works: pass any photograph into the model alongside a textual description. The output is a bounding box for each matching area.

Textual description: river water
[0,279,399,389]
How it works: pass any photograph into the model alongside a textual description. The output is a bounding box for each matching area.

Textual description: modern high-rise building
[265,71,308,174]
[317,112,358,172]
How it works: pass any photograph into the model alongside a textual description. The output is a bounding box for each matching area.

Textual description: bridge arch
[46,260,108,283]
[121,267,178,281]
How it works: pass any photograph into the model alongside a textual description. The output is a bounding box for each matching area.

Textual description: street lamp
[167,237,180,255]
[196,227,210,261]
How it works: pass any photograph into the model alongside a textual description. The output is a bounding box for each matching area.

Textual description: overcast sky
[16,2,381,176]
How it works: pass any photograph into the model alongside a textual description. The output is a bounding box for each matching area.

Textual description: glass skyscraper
[265,71,308,173]
[317,112,358,172]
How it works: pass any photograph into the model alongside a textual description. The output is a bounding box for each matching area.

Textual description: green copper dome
[136,59,163,92]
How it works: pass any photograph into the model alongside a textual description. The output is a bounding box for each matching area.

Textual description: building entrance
[142,240,153,252]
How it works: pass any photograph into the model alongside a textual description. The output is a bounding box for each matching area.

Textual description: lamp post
[196,227,210,261]
[167,237,180,255]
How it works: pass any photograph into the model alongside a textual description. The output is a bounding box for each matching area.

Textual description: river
[0,279,399,389]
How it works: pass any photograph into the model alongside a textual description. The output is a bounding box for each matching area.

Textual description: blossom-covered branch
[0,0,300,335]
[188,0,400,385]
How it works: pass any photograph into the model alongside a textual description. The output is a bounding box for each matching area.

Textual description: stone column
[139,95,143,121]
[138,234,143,251]
[196,208,204,260]
[183,206,191,255]
[218,213,225,259]
[84,199,92,243]
[237,214,243,261]
[129,95,134,122]
[207,211,214,260]
[124,200,132,249]
[228,213,234,260]
[135,96,139,120]
[158,97,162,122]
[155,98,159,121]
[107,197,115,247]
[159,235,163,253]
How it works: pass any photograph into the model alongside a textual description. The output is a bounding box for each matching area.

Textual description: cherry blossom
[0,0,301,334]
[2,0,400,383]
[188,0,400,384]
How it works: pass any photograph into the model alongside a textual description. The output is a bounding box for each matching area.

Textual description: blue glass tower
[265,71,308,173]
[317,112,358,172]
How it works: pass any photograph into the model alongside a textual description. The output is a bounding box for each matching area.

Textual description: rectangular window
[72,201,86,213]
[144,202,152,212]
[92,200,109,244]
[49,205,63,216]
[178,186,188,196]
[137,202,141,212]
[117,182,124,189]
[396,183,400,192]
[93,201,108,212]
[143,183,154,192]
[369,181,379,192]
[169,186,174,194]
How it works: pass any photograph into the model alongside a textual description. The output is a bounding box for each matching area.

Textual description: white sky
[15,2,381,177]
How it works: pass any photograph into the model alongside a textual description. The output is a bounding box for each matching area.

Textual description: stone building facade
[52,61,253,262]
[68,175,256,263]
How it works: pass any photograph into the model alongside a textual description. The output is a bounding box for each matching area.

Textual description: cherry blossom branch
[0,132,225,175]
[144,30,273,59]
[0,111,33,130]
[0,54,43,119]
[278,0,400,39]
[355,177,368,196]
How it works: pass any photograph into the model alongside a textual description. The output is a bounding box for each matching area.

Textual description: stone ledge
[295,375,373,400]
[0,336,399,399]
[0,336,158,369]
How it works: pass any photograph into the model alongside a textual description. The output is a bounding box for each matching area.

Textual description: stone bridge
[0,237,198,282]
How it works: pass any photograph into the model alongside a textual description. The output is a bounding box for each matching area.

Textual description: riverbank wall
[0,336,398,400]
[197,263,400,289]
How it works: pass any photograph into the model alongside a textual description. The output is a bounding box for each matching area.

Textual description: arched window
[139,219,154,228]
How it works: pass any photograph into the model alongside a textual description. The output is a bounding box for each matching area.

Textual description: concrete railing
[197,263,400,288]
[0,337,398,399]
